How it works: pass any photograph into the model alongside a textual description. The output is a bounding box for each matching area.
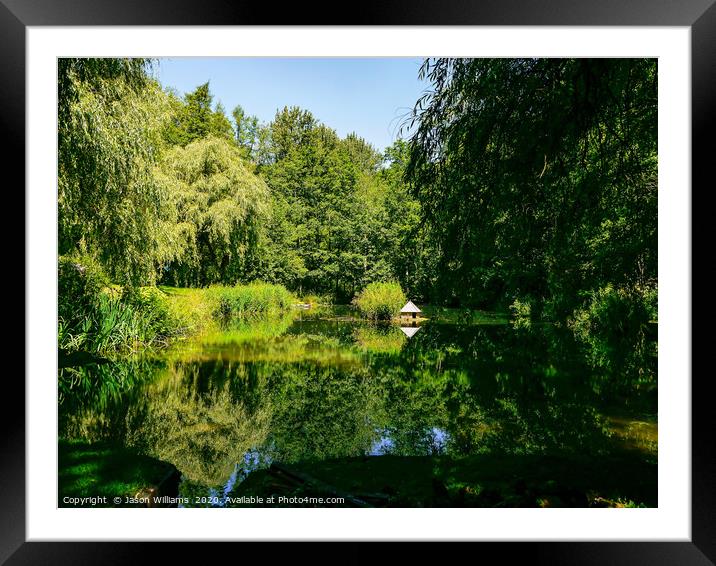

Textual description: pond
[58,306,657,507]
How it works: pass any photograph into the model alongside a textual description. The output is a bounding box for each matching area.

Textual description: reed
[353,281,407,320]
[207,282,294,319]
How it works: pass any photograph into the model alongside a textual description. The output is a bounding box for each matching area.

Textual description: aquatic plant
[207,282,294,318]
[353,281,407,320]
[58,255,185,355]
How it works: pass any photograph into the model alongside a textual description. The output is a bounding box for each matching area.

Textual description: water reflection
[400,326,421,338]
[59,307,657,504]
[371,426,448,456]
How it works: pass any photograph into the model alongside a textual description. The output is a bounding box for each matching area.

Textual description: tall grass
[159,286,215,335]
[59,257,295,356]
[353,281,407,320]
[58,256,184,356]
[59,290,183,355]
[207,282,294,319]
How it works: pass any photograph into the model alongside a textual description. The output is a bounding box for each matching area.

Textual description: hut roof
[400,300,421,313]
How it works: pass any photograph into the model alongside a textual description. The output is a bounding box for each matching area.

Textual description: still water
[59,306,657,506]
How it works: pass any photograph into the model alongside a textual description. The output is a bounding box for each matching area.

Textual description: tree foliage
[257,107,424,300]
[58,57,657,322]
[406,58,657,315]
[232,104,260,158]
[58,58,178,285]
[158,137,270,286]
[163,82,234,146]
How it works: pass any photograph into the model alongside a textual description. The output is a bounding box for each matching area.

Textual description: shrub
[509,297,532,329]
[158,286,215,335]
[570,284,655,341]
[122,286,180,339]
[568,283,658,377]
[207,282,294,318]
[353,281,407,320]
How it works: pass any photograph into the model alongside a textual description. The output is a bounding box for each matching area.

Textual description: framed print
[6,0,713,563]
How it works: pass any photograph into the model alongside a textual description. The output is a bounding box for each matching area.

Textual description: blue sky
[154,58,430,154]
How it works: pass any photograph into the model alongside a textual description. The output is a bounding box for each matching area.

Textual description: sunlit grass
[207,282,295,318]
[58,439,175,506]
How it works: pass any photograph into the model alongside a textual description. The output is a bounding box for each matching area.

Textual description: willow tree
[406,58,657,315]
[58,58,178,285]
[158,136,270,286]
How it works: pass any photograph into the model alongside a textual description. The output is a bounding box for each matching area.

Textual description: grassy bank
[58,254,296,357]
[58,439,180,507]
[59,257,185,356]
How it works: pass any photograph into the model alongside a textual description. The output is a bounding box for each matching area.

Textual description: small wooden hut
[400,300,421,320]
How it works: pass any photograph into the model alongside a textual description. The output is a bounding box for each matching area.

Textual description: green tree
[232,104,260,157]
[211,101,235,141]
[406,58,657,314]
[267,106,318,162]
[342,132,382,173]
[259,109,354,297]
[158,137,270,286]
[380,140,437,301]
[58,58,179,285]
[256,107,430,300]
[163,82,234,147]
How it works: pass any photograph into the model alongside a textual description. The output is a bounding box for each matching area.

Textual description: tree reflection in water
[59,308,657,504]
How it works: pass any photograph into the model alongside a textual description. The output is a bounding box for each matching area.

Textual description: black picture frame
[6,0,711,563]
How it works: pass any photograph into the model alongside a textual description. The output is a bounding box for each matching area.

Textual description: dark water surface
[58,306,657,506]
